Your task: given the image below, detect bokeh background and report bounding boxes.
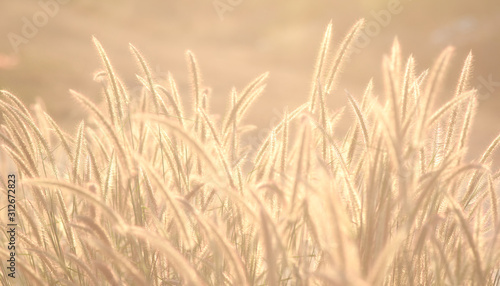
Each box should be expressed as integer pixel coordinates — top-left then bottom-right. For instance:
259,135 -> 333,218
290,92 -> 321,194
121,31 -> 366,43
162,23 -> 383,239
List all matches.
1,0 -> 499,158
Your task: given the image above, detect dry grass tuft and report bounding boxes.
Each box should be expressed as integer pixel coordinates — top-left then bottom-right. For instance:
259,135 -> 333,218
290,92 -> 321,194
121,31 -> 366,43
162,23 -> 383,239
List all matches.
1,21 -> 499,285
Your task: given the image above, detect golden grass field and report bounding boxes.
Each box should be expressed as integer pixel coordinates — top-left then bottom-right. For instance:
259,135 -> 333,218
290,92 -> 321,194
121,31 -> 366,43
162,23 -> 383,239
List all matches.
1,1 -> 500,157
1,1 -> 500,285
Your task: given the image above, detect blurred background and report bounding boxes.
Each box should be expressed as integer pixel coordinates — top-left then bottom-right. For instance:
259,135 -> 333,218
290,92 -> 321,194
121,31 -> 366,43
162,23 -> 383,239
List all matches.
1,0 -> 499,158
